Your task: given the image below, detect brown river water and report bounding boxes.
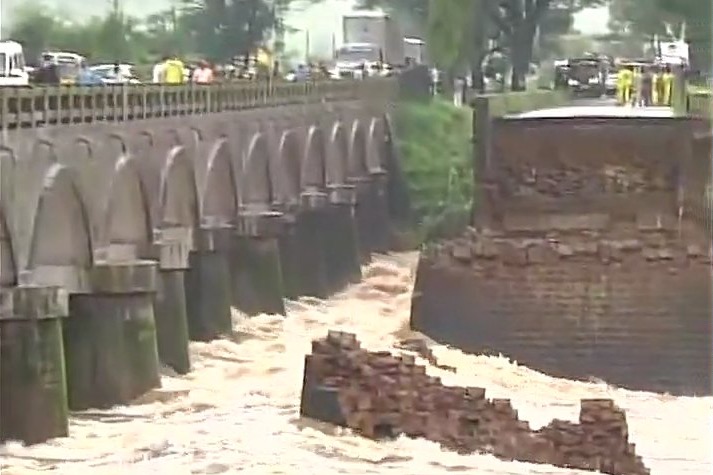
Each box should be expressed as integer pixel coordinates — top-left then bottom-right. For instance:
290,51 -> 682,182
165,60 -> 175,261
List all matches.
1,252 -> 710,475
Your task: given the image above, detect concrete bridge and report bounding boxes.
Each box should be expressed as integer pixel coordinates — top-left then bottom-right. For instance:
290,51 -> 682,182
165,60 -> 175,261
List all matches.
0,79 -> 411,444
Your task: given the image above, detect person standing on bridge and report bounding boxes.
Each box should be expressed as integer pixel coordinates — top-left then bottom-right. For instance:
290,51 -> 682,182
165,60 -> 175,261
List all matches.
652,66 -> 664,106
164,55 -> 186,85
617,66 -> 633,106
192,60 -> 214,84
662,66 -> 674,106
639,66 -> 653,107
152,56 -> 168,83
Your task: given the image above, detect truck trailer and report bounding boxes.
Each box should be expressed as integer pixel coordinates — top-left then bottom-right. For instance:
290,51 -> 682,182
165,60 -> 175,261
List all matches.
338,11 -> 406,67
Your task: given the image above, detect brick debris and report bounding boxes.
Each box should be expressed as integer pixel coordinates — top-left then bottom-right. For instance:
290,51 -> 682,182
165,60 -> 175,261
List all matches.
300,330 -> 650,475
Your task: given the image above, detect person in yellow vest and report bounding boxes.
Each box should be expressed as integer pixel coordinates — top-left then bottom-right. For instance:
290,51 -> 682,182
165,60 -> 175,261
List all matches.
618,66 -> 634,106
164,55 -> 185,85
652,66 -> 664,106
662,66 -> 674,106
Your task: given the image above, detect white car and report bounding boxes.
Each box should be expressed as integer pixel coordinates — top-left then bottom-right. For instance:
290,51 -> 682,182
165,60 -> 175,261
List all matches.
90,64 -> 141,84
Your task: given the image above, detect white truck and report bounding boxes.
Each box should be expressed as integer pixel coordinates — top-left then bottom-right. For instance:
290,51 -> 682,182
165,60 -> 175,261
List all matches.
334,11 -> 406,77
403,37 -> 426,65
0,41 -> 30,87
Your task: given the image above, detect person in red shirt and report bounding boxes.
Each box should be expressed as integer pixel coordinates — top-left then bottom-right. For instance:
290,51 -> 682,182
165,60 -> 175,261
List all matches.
192,60 -> 215,84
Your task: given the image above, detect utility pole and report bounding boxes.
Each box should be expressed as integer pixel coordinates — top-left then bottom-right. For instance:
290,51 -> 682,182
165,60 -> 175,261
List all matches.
471,0 -> 488,93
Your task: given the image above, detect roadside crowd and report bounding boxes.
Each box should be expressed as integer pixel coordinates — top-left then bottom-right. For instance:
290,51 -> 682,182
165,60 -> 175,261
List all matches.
617,65 -> 675,107
152,56 -> 214,84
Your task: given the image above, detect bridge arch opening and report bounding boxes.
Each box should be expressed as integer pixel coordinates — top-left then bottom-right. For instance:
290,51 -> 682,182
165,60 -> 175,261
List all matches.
278,130 -> 302,204
301,126 -> 326,190
348,121 -> 369,179
241,133 -> 273,207
73,137 -> 94,163
103,155 -> 153,257
31,139 -> 57,166
202,138 -> 239,226
159,146 -> 199,230
367,117 -> 386,172
27,164 -> 93,286
327,123 -> 349,185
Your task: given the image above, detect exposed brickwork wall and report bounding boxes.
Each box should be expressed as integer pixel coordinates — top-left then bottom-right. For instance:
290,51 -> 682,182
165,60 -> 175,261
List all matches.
483,118 -> 686,231
439,116 -> 713,394
411,230 -> 712,395
301,331 -> 650,475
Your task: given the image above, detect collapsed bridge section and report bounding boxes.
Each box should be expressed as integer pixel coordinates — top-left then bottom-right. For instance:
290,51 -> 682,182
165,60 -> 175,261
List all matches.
411,109 -> 712,395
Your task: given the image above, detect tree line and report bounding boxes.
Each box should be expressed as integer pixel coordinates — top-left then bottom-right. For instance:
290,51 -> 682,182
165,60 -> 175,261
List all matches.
7,0 -> 711,87
360,0 -> 711,90
7,0 -> 293,65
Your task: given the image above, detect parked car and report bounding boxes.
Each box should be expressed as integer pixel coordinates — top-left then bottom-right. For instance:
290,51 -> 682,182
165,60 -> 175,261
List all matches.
89,64 -> 141,85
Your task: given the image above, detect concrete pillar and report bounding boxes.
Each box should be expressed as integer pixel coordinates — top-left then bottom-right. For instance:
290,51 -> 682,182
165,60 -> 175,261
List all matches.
184,225 -> 233,341
151,227 -> 192,374
231,209 -> 286,316
368,170 -> 392,253
291,189 -> 331,298
63,261 -> 161,410
275,205 -> 302,300
350,170 -> 391,261
323,184 -> 361,292
0,285 -> 69,444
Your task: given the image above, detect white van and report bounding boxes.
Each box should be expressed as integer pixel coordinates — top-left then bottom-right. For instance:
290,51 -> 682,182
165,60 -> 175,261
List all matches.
0,41 -> 30,87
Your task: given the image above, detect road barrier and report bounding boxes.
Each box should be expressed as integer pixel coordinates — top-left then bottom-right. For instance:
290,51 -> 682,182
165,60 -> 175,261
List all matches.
0,79 -> 397,129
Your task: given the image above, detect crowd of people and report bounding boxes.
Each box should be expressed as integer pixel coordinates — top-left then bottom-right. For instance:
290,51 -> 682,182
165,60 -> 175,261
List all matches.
616,64 -> 675,107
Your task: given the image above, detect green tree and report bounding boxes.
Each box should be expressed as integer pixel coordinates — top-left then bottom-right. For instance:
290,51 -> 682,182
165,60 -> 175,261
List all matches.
180,0 -> 291,61
485,0 -> 606,90
5,3 -> 59,61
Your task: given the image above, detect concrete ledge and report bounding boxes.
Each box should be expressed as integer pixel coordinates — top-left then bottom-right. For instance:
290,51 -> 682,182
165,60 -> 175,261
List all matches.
0,285 -> 69,320
194,225 -> 234,252
22,266 -> 91,294
236,210 -> 285,238
90,260 -> 158,294
327,184 -> 356,206
300,190 -> 329,210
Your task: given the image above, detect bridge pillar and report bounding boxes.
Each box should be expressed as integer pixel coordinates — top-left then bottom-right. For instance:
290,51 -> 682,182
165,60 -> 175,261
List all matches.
274,204 -> 302,300
290,189 -> 331,298
323,184 -> 362,292
231,209 -> 286,316
350,170 -> 390,261
0,285 -> 69,444
151,227 -> 192,374
184,225 -> 233,341
63,260 -> 161,410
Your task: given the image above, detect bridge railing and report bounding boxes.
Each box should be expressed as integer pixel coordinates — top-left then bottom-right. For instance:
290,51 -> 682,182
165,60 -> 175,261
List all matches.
0,79 -> 397,129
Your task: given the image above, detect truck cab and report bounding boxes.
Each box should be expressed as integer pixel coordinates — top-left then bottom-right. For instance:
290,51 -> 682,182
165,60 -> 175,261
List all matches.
0,41 -> 30,87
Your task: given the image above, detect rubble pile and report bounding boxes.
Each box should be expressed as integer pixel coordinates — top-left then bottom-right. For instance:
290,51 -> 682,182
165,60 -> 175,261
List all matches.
300,331 -> 650,475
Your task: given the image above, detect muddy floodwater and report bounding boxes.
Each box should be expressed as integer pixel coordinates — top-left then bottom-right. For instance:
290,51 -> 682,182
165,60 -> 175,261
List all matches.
1,252 -> 711,475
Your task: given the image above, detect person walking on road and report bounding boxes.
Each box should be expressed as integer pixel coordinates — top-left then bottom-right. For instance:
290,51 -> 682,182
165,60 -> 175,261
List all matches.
639,66 -> 653,107
152,56 -> 168,83
662,66 -> 674,106
617,66 -> 633,106
652,66 -> 664,105
192,60 -> 214,84
164,55 -> 186,85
